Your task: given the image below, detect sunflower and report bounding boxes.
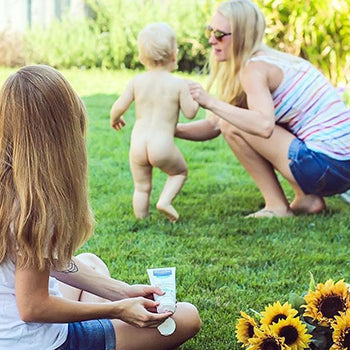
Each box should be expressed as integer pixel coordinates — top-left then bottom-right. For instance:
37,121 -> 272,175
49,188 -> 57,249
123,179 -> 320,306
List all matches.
330,310 -> 350,349
248,327 -> 289,350
260,301 -> 298,327
270,316 -> 311,350
304,279 -> 350,326
236,311 -> 259,346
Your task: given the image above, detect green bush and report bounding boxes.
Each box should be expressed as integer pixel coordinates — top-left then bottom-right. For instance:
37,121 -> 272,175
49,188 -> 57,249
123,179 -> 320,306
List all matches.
259,0 -> 350,85
22,0 -> 350,85
0,31 -> 25,67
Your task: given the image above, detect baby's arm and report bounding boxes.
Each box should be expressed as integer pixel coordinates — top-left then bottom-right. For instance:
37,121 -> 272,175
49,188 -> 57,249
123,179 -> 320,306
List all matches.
110,79 -> 135,131
179,80 -> 199,119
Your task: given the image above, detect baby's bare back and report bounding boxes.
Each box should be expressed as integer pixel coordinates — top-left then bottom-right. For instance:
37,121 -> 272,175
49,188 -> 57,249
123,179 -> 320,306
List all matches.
130,71 -> 184,167
133,71 -> 182,134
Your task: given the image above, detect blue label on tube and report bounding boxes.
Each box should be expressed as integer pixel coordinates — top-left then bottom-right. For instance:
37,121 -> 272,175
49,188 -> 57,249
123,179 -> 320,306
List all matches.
153,269 -> 172,277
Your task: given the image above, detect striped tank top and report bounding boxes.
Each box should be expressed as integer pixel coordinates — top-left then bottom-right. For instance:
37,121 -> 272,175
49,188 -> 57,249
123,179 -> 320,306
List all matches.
249,55 -> 350,160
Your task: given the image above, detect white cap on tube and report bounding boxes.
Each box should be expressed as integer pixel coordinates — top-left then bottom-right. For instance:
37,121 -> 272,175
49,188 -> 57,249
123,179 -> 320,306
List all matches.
157,317 -> 176,336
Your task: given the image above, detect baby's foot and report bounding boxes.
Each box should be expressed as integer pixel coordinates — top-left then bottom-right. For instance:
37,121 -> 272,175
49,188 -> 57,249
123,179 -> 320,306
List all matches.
245,208 -> 294,218
156,202 -> 179,222
290,194 -> 325,214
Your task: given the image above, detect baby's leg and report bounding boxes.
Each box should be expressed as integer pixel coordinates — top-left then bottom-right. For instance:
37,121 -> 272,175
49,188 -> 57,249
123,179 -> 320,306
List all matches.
130,159 -> 152,219
150,148 -> 188,222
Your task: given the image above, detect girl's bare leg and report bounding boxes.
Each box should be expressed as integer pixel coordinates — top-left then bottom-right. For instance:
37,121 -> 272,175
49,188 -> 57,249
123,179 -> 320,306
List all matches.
220,120 -> 325,215
130,160 -> 153,219
58,253 -> 110,302
112,302 -> 201,350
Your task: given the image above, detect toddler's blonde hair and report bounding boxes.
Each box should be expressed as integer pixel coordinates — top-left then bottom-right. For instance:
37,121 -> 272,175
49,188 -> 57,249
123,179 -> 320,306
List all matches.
138,22 -> 177,68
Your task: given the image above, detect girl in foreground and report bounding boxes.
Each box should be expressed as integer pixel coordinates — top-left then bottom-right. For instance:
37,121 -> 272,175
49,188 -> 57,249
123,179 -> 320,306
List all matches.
0,65 -> 201,350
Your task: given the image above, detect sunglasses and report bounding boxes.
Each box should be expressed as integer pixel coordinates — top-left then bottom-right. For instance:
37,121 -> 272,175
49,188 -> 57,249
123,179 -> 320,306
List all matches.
205,25 -> 231,40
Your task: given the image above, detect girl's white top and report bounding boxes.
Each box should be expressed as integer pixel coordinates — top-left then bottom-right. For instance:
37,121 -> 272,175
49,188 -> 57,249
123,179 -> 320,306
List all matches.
0,259 -> 68,349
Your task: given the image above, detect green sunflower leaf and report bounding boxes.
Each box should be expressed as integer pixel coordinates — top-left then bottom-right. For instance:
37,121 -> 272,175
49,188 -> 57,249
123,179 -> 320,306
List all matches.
309,271 -> 316,291
289,292 -> 305,312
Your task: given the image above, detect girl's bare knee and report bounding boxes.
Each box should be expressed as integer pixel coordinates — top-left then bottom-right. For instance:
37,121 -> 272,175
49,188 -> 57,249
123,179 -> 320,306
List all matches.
75,253 -> 110,277
175,302 -> 202,338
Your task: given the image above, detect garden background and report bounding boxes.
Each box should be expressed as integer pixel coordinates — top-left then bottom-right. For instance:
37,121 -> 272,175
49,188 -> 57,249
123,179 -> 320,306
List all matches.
1,0 -> 350,348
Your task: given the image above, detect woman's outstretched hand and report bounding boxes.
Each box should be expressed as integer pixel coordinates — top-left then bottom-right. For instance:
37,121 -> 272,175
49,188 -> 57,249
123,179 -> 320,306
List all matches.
187,81 -> 212,108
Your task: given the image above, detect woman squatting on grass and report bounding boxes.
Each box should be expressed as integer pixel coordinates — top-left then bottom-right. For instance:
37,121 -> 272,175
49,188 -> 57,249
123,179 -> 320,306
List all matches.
0,65 -> 201,350
176,0 -> 350,218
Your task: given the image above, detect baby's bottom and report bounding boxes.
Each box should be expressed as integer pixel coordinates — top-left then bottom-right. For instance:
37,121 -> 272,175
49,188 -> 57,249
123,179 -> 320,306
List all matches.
130,145 -> 187,222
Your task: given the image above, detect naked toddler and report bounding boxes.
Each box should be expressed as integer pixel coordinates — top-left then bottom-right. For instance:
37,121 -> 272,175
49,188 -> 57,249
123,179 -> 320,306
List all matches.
110,23 -> 199,222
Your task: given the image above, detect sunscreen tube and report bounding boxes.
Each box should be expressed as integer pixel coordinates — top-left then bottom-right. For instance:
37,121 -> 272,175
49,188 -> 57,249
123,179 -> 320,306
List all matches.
147,267 -> 177,336
147,267 -> 176,313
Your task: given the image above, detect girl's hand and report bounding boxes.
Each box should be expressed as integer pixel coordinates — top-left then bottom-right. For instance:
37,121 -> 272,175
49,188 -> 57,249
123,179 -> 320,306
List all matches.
114,297 -> 172,328
127,284 -> 164,299
111,117 -> 126,131
127,284 -> 165,312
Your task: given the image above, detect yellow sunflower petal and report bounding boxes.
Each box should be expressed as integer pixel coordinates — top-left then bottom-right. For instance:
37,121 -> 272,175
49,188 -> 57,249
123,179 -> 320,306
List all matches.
261,301 -> 298,327
304,279 -> 350,326
248,326 -> 289,350
235,311 -> 258,345
270,316 -> 312,350
331,309 -> 350,349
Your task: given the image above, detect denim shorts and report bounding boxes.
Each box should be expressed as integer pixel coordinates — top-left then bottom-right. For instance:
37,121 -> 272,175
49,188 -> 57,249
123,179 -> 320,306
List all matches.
288,138 -> 350,196
55,319 -> 116,350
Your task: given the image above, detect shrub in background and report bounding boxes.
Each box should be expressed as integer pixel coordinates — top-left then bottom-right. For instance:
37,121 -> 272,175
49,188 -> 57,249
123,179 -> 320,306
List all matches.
0,31 -> 25,67
16,0 -> 350,86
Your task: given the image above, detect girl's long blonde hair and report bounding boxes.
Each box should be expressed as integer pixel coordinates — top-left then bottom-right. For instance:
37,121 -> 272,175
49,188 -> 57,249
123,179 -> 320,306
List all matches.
207,0 -> 266,108
0,65 -> 94,271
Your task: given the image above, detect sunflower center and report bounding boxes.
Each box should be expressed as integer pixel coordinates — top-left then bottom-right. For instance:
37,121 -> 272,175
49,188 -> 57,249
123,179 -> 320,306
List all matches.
271,314 -> 287,324
320,295 -> 345,318
248,324 -> 255,338
343,331 -> 350,348
261,338 -> 281,350
279,325 -> 298,345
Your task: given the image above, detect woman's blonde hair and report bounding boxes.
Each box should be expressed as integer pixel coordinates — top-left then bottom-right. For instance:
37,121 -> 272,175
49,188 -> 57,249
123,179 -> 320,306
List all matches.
138,22 -> 177,68
0,65 -> 94,271
207,0 -> 266,107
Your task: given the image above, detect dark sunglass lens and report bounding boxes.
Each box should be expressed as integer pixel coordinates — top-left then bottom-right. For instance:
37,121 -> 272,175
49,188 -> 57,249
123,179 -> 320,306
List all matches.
214,30 -> 225,40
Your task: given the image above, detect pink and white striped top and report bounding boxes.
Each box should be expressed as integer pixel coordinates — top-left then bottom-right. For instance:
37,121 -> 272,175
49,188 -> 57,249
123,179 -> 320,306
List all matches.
249,55 -> 350,160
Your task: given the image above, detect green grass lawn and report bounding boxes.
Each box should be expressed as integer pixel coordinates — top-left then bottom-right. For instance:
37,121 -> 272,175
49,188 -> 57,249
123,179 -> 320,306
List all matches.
1,67 -> 350,349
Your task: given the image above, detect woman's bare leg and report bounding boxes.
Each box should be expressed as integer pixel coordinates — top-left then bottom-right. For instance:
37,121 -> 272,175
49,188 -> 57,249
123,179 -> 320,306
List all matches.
220,120 -> 325,216
112,302 -> 201,350
220,121 -> 293,217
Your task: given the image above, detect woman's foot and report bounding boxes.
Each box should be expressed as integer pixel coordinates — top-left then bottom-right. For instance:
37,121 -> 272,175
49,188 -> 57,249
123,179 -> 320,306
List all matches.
290,194 -> 325,214
245,207 -> 294,218
156,202 -> 179,222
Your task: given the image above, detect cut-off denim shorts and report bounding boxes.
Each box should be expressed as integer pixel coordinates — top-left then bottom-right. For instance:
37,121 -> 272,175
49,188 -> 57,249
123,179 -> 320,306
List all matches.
55,319 -> 116,350
288,138 -> 350,197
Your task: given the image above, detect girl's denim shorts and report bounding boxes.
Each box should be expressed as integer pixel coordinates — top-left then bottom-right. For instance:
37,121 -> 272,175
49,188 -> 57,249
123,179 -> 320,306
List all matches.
288,138 -> 350,197
55,319 -> 116,350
